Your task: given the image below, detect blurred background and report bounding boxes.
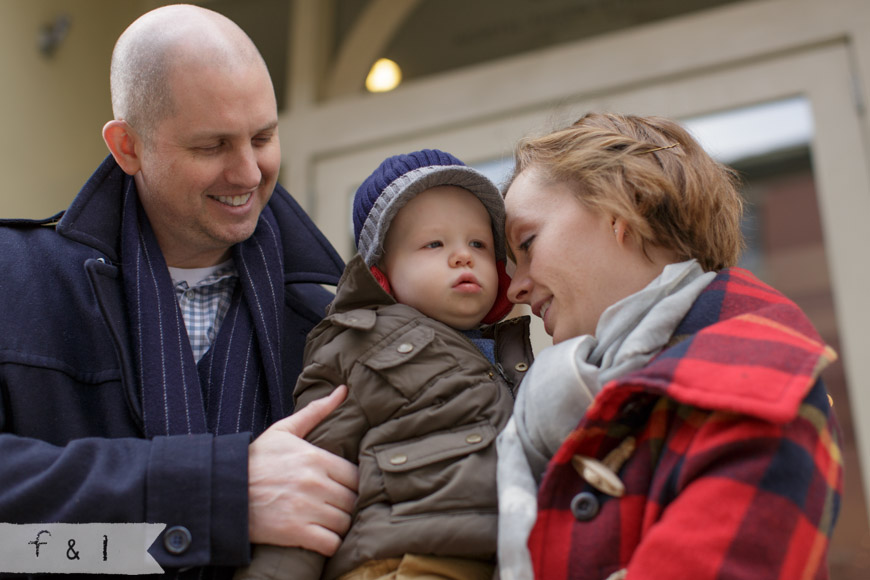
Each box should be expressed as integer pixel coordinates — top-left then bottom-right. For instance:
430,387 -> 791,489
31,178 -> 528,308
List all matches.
2,0 -> 869,575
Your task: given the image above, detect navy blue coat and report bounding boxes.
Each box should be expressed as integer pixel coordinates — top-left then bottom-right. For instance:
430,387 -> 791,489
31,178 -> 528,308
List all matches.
0,156 -> 344,574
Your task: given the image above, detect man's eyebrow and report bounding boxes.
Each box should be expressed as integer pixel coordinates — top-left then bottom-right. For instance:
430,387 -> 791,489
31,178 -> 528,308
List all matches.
189,121 -> 279,141
255,120 -> 279,133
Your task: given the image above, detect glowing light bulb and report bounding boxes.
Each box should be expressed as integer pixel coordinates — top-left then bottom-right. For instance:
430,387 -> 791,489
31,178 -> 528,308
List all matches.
366,58 -> 402,93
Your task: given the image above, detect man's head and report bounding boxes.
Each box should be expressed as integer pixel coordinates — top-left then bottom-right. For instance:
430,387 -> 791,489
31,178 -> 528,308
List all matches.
102,4 -> 280,268
108,4 -> 266,145
353,149 -> 513,327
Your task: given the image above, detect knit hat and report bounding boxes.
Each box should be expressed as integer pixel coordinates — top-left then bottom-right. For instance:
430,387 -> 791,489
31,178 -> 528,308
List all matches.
353,149 -> 505,267
353,148 -> 512,324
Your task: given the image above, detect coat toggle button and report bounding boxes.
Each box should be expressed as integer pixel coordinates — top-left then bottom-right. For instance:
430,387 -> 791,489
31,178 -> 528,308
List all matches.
571,455 -> 625,497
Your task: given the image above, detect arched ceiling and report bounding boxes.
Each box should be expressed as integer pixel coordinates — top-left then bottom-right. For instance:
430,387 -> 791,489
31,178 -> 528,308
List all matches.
203,0 -> 747,107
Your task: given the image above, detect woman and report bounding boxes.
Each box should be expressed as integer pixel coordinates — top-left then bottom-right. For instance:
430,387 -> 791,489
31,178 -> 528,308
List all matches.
496,113 -> 842,580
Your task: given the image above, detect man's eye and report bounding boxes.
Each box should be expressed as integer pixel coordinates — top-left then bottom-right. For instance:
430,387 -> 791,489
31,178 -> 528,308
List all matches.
253,134 -> 273,146
518,235 -> 535,252
196,143 -> 223,153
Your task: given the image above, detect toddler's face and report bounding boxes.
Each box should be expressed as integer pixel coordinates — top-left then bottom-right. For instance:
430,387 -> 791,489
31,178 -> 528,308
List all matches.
381,186 -> 499,330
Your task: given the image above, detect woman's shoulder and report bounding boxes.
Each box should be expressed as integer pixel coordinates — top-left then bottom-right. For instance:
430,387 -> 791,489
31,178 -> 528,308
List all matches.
626,267 -> 835,424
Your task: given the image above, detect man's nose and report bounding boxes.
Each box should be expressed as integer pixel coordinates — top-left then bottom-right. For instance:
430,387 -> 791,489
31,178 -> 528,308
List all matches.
226,145 -> 261,189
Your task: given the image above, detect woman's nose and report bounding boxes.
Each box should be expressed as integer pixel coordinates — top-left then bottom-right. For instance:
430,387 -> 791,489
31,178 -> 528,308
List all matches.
507,268 -> 530,304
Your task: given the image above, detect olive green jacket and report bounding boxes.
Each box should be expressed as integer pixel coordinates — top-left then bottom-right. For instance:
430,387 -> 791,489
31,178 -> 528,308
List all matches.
237,254 -> 532,580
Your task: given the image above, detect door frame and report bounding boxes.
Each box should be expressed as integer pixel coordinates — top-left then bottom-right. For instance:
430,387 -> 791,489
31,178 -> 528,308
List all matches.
287,0 -> 870,524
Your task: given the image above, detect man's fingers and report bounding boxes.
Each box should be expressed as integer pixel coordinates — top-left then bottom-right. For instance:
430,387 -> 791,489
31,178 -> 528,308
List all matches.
247,385 -> 360,549
273,385 -> 348,439
317,501 -> 354,543
301,525 -> 343,557
325,474 -> 359,513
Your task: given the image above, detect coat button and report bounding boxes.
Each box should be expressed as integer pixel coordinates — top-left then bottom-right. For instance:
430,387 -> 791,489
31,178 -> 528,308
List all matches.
570,492 -> 600,521
390,454 -> 408,465
397,343 -> 414,354
514,362 -> 528,372
163,525 -> 192,554
465,433 -> 483,444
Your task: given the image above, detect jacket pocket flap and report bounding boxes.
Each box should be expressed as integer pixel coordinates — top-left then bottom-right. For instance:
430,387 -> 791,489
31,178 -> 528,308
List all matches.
374,422 -> 496,473
364,325 -> 435,371
332,308 -> 377,331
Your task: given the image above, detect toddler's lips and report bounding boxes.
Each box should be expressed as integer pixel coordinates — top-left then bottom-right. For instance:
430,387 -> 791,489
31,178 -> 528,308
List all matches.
453,273 -> 482,292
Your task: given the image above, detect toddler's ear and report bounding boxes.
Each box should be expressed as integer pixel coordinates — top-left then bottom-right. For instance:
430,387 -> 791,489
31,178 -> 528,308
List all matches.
482,260 -> 514,325
370,265 -> 392,295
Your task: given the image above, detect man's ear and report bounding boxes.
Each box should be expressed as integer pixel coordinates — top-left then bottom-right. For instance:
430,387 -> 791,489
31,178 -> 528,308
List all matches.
102,120 -> 142,176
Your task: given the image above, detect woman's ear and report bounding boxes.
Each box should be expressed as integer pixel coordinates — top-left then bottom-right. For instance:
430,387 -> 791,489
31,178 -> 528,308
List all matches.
102,120 -> 142,176
611,217 -> 629,246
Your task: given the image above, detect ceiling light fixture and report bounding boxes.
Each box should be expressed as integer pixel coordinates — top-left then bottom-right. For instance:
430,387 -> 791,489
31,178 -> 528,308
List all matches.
365,58 -> 402,93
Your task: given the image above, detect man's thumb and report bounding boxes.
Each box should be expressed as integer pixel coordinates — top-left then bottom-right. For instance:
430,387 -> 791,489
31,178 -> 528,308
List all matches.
274,385 -> 348,438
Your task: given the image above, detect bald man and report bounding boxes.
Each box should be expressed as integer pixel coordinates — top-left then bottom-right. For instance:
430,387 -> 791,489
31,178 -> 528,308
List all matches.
0,4 -> 356,577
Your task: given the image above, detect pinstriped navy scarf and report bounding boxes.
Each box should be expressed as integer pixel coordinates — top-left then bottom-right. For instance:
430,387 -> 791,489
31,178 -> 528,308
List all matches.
121,182 -> 285,439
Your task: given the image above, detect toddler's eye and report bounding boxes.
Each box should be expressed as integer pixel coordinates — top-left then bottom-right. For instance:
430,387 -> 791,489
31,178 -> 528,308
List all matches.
470,240 -> 486,249
424,241 -> 443,249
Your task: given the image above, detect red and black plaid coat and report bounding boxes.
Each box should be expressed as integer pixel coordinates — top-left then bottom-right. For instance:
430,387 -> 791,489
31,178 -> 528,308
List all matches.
529,268 -> 843,580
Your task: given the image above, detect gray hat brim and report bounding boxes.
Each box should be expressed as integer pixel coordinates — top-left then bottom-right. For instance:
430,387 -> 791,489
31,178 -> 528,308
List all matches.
357,164 -> 505,266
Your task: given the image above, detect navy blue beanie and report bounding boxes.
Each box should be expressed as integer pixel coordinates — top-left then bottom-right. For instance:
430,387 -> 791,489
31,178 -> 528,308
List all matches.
353,149 -> 505,266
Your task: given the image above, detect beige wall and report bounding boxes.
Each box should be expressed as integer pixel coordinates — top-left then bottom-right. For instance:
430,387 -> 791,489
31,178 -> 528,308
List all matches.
0,0 -> 164,218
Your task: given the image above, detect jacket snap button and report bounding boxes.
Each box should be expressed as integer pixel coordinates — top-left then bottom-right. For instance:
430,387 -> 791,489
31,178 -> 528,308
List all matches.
570,492 -> 600,521
465,433 -> 483,444
163,525 -> 192,555
397,343 -> 414,354
514,362 -> 528,372
390,454 -> 408,465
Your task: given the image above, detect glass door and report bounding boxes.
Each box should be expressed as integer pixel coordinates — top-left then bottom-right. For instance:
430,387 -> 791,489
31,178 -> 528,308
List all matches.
311,40 -> 870,578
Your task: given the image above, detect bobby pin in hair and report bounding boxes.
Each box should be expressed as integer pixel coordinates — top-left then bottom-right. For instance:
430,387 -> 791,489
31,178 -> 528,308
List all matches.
641,143 -> 680,154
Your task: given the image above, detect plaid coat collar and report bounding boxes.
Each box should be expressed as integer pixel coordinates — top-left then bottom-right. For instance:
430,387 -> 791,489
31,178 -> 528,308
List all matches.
585,267 -> 836,426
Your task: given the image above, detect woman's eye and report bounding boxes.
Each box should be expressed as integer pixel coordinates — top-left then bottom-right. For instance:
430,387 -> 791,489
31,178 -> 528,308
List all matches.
518,235 -> 535,252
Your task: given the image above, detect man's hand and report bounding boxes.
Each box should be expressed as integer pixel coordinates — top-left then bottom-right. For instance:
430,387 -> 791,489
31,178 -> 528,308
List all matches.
248,385 -> 358,556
